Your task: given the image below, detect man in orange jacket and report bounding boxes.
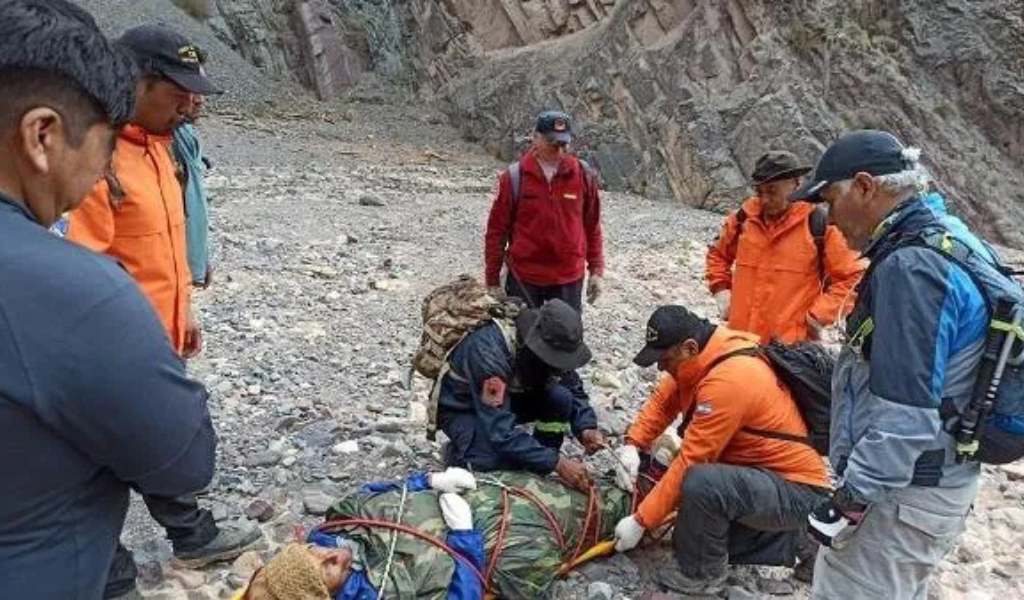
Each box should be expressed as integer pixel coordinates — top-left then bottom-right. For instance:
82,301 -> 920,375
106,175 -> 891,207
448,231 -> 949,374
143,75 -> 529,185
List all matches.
612,306 -> 830,594
65,25 -> 261,587
705,151 -> 865,343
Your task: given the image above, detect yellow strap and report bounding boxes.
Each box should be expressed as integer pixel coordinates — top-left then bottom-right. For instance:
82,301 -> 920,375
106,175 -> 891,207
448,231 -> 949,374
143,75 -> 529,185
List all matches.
850,316 -> 875,347
992,319 -> 1024,342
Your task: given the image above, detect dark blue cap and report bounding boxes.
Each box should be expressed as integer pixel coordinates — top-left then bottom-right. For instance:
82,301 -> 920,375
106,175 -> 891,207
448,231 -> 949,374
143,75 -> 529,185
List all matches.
790,130 -> 911,202
118,25 -> 222,95
535,110 -> 573,144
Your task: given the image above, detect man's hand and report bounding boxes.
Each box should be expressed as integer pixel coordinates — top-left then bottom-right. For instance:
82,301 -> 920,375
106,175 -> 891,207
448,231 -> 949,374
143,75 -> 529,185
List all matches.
613,444 -> 641,492
579,429 -> 606,455
183,309 -> 203,359
614,515 -> 645,552
555,457 -> 591,492
807,488 -> 867,548
586,275 -> 603,305
713,290 -> 731,320
806,313 -> 825,341
487,286 -> 504,299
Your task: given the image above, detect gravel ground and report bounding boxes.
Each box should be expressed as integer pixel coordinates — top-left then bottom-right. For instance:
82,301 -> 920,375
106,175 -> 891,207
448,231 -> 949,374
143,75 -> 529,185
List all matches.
119,101 -> 1024,600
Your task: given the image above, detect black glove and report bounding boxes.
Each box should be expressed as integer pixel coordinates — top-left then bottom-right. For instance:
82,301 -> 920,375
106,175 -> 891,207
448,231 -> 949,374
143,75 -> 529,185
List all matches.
807,487 -> 868,548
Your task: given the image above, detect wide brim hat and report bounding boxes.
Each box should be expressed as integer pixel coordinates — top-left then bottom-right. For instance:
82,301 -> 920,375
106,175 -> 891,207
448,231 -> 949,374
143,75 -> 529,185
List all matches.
751,150 -> 812,185
519,303 -> 592,372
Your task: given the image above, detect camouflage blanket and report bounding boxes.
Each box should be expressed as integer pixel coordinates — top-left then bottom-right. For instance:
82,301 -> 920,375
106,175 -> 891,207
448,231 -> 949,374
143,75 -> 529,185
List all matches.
324,471 -> 631,599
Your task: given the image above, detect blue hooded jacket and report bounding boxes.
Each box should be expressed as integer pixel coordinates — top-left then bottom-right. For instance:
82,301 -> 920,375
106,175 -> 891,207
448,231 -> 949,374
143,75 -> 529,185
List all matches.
172,123 -> 211,285
831,192 -> 1022,500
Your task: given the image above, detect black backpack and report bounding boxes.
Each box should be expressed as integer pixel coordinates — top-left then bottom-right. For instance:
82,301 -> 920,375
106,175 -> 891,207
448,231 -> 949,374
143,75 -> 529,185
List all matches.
682,341 -> 834,455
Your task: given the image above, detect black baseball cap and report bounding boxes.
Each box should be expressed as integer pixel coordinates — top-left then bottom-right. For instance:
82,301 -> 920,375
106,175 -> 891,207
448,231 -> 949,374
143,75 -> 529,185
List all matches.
790,130 -> 911,202
517,299 -> 592,371
633,306 -> 712,367
118,25 -> 222,95
535,110 -> 573,144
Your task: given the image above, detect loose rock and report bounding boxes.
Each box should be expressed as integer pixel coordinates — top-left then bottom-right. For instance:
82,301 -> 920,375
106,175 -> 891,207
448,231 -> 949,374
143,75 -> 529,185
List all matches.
302,489 -> 334,516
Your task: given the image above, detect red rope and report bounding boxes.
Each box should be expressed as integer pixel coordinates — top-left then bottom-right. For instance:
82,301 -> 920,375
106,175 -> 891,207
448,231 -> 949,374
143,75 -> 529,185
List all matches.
484,488 -> 511,592
316,518 -> 487,586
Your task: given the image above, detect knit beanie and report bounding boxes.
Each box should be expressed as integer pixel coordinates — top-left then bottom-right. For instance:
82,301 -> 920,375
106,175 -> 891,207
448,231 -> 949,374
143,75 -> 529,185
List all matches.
248,543 -> 331,600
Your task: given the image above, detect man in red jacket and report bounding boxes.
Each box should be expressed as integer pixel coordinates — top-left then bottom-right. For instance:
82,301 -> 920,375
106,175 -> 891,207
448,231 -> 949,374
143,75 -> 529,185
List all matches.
484,110 -> 605,312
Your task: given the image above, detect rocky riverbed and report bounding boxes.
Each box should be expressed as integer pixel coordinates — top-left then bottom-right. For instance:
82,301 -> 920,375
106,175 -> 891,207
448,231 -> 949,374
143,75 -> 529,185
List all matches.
121,101 -> 1024,600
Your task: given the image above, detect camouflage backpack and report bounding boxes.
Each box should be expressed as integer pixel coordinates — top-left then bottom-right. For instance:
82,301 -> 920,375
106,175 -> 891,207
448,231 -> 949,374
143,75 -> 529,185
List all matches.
412,275 -> 521,439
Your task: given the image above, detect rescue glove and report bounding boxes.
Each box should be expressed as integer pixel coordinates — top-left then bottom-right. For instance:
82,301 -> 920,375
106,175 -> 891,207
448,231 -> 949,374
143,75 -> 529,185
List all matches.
429,467 -> 477,494
807,487 -> 868,548
439,493 -> 474,531
614,515 -> 645,552
713,290 -> 731,320
613,444 -> 641,492
587,275 -> 603,305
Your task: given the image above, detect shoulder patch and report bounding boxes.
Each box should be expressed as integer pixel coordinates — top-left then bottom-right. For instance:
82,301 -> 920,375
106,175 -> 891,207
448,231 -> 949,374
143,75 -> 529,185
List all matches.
481,376 -> 507,408
694,401 -> 714,417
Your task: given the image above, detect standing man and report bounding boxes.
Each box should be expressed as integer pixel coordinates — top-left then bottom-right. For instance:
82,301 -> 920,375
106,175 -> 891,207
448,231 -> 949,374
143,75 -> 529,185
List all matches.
484,110 -> 605,311
611,306 -> 829,594
66,24 -> 261,577
174,91 -> 213,288
0,2 -> 216,598
706,150 -> 865,343
792,131 -> 1023,599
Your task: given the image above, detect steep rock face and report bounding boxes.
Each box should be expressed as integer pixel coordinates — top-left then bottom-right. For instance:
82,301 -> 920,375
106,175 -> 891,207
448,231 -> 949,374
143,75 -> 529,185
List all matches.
410,0 -> 1024,248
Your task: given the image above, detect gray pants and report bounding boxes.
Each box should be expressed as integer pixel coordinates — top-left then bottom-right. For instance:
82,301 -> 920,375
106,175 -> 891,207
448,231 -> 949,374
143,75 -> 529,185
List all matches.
673,464 -> 827,578
812,481 -> 978,600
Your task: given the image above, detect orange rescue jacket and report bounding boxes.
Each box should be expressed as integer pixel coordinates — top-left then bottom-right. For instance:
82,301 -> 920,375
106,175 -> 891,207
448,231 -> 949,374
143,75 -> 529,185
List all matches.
626,327 -> 830,528
705,198 -> 865,343
67,124 -> 191,354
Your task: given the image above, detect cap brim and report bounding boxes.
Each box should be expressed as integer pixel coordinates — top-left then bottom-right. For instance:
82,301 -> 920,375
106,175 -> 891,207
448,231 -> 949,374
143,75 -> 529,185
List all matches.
752,166 -> 812,186
789,177 -> 830,202
632,344 -> 666,368
162,68 -> 223,95
524,328 -> 592,372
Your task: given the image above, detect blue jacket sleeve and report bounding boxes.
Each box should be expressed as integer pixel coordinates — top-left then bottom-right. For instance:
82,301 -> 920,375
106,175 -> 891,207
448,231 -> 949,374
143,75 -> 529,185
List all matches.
453,328 -> 560,474
842,248 -> 987,501
39,282 -> 216,497
558,372 -> 598,437
445,529 -> 485,600
360,472 -> 432,495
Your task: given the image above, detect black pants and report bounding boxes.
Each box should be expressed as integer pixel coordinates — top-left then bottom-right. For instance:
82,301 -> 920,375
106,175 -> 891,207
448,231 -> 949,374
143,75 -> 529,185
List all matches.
505,273 -> 584,313
672,464 -> 826,579
103,494 -> 217,598
441,383 -> 575,472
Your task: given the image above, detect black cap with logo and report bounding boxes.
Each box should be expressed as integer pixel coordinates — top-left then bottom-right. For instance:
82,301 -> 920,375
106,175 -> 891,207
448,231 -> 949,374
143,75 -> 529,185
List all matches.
118,25 -> 222,95
535,110 -> 573,145
790,130 -> 910,202
633,305 -> 713,367
517,299 -> 592,372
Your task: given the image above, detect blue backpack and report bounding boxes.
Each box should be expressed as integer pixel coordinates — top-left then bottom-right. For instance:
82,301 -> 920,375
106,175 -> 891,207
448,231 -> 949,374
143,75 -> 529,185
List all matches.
858,227 -> 1024,464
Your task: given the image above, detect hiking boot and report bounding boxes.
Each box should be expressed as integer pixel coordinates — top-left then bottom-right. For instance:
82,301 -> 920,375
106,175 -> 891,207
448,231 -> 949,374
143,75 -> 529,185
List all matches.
174,520 -> 263,568
656,569 -> 728,596
793,534 -> 820,584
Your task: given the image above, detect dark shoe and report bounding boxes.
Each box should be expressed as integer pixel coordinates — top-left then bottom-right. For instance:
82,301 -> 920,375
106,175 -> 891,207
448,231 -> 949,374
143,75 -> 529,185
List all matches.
174,520 -> 263,568
656,569 -> 727,596
793,534 -> 820,584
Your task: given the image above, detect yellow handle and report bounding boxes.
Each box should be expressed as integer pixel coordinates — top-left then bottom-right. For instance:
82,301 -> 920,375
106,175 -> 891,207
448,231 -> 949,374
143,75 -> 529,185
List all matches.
557,539 -> 617,576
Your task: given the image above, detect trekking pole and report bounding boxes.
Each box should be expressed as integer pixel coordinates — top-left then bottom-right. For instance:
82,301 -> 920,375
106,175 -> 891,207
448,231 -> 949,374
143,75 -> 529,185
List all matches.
957,299 -> 1020,462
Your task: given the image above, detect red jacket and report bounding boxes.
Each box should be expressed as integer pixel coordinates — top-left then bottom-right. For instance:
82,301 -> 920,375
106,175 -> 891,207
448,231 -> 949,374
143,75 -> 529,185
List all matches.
484,151 -> 604,287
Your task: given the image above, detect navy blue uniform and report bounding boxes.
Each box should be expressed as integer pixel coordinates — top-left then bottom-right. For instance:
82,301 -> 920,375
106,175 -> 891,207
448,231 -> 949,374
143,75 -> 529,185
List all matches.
0,196 -> 216,599
437,322 -> 598,473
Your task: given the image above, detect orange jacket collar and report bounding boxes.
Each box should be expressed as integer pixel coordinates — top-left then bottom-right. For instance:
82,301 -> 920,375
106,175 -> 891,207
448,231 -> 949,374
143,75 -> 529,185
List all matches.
740,196 -> 816,234
671,327 -> 761,388
119,123 -> 173,146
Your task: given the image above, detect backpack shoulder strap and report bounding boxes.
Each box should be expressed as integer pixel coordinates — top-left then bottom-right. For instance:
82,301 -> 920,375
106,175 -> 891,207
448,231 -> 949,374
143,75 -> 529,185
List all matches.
503,162 -> 522,250
727,207 -> 748,255
809,205 -> 828,281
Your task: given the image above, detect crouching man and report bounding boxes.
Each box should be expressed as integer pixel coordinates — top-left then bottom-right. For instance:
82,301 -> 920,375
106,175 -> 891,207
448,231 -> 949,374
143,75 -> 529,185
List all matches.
612,306 -> 830,594
436,299 -> 605,491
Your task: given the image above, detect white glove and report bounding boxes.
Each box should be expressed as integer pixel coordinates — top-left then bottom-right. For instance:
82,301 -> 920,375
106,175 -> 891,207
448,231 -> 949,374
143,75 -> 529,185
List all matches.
614,515 -> 645,552
429,467 -> 477,494
439,492 -> 474,531
714,290 -> 731,320
613,445 -> 641,493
